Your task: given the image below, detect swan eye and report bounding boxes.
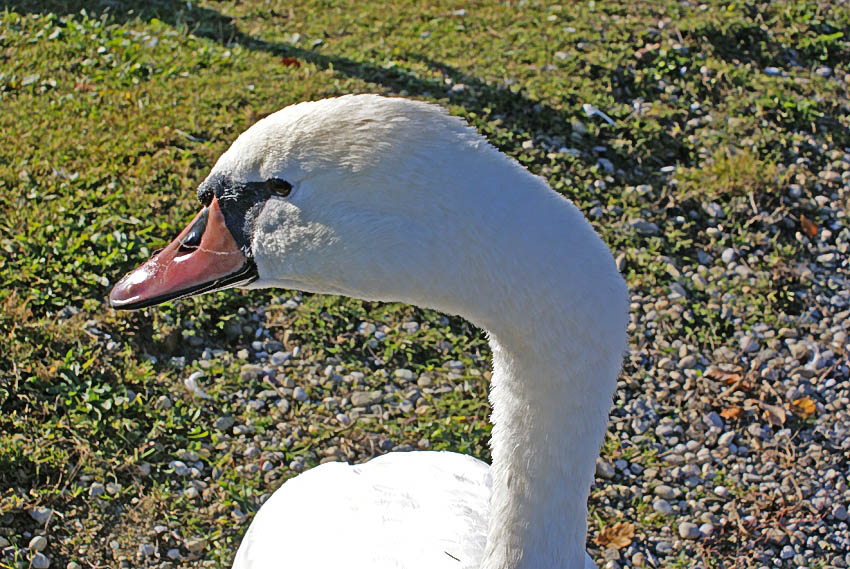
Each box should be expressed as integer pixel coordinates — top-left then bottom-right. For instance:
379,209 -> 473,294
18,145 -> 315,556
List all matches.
267,178 -> 292,197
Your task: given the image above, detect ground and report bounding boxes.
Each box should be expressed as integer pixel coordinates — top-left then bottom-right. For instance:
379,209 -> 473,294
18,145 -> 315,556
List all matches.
1,1 -> 849,568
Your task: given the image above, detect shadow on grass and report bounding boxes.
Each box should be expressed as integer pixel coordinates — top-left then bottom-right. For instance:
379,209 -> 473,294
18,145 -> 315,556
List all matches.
4,0 -> 700,178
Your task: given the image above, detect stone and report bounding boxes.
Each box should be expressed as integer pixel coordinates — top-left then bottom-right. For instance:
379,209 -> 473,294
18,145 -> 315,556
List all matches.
628,219 -> 660,236
214,416 -> 235,431
240,364 -> 263,381
31,553 -> 50,569
293,386 -> 308,401
29,507 -> 52,525
394,368 -> 414,381
351,391 -> 382,406
29,535 -> 47,552
138,543 -> 155,557
596,459 -> 615,479
89,482 -> 105,498
654,485 -> 676,500
185,538 -> 206,553
653,499 -> 673,515
679,521 -> 700,539
833,504 -> 848,521
154,395 -> 172,410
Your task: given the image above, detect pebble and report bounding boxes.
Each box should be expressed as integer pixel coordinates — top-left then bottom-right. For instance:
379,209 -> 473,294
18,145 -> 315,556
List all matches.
596,459 -> 615,479
654,484 -> 675,500
351,391 -> 382,406
185,538 -> 206,553
653,499 -> 673,515
138,543 -> 155,557
31,553 -> 50,568
293,386 -> 308,401
628,219 -> 660,236
89,482 -> 105,497
154,395 -> 172,410
29,507 -> 52,525
215,416 -> 235,431
29,535 -> 48,551
679,522 -> 700,539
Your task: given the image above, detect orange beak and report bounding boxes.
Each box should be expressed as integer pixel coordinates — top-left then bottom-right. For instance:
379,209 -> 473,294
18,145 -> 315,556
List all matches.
109,197 -> 256,310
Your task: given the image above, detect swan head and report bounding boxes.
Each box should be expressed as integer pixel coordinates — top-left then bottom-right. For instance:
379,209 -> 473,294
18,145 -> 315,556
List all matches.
109,95 -> 509,311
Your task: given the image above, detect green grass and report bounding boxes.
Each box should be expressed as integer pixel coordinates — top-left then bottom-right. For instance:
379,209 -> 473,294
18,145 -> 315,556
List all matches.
1,0 -> 849,567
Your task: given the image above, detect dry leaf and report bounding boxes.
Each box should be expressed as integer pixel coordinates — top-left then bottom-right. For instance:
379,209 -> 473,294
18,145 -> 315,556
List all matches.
705,369 -> 742,385
800,214 -> 818,238
593,522 -> 635,550
281,57 -> 301,67
720,406 -> 743,420
791,397 -> 816,418
761,403 -> 786,427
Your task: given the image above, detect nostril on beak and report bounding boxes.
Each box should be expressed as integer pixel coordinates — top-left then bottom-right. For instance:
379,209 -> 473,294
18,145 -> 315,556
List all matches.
179,207 -> 209,252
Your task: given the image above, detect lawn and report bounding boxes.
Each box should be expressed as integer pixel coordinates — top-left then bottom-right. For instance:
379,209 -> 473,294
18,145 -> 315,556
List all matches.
1,1 -> 849,568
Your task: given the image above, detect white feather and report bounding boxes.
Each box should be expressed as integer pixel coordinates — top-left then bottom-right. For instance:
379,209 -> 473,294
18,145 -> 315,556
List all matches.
201,95 -> 628,569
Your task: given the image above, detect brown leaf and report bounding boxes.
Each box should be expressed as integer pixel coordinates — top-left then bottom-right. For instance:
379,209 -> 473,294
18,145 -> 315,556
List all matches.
800,214 -> 818,238
720,406 -> 743,420
593,522 -> 635,550
791,397 -> 816,418
281,57 -> 301,67
705,369 -> 742,385
761,403 -> 786,427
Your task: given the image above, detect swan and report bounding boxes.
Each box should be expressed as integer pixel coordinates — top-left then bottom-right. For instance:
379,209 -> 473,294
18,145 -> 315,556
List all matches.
109,94 -> 629,569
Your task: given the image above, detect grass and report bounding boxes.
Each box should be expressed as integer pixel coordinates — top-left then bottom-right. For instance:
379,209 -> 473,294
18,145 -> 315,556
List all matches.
1,0 -> 849,567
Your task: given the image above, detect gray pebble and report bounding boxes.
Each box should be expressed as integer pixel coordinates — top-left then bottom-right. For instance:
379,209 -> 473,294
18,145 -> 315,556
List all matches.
740,335 -> 759,353
29,535 -> 47,552
351,391 -> 382,406
214,416 -> 235,431
154,395 -> 172,410
240,364 -> 263,381
168,460 -> 189,476
628,219 -> 660,236
138,543 -> 155,557
89,482 -> 105,498
293,386 -> 308,401
29,507 -> 52,525
394,368 -> 414,381
31,552 -> 50,569
596,459 -> 615,479
653,499 -> 673,515
654,484 -> 676,500
721,248 -> 737,264
185,538 -> 206,553
833,504 -> 848,521
679,521 -> 700,539
655,541 -> 672,554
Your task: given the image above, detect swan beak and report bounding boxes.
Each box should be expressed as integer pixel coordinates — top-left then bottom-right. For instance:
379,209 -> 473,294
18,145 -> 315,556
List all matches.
109,198 -> 257,310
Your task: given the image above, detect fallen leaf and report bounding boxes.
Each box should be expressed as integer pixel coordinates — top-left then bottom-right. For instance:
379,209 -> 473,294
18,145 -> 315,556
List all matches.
800,214 -> 818,238
720,406 -> 743,420
761,403 -> 786,427
791,397 -> 816,418
593,522 -> 635,549
705,369 -> 742,385
281,57 -> 301,67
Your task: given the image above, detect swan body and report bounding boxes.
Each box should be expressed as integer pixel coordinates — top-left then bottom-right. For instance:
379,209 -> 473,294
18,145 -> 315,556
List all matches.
110,95 -> 629,569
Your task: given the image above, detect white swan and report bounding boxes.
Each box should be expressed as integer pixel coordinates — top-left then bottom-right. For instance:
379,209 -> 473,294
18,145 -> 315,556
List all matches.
110,94 -> 629,569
